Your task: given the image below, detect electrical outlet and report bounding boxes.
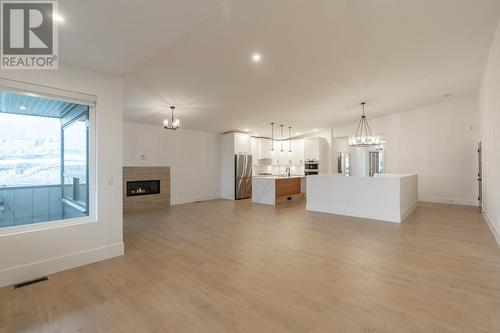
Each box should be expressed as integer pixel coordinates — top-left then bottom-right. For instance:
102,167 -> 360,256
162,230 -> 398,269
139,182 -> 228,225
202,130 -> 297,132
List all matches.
140,154 -> 146,161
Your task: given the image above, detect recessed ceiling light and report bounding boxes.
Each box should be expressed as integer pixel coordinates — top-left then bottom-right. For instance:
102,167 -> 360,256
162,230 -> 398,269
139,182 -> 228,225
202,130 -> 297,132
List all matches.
244,128 -> 250,132
19,106 -> 26,110
52,13 -> 64,22
313,129 -> 318,132
296,132 -> 301,136
251,53 -> 262,63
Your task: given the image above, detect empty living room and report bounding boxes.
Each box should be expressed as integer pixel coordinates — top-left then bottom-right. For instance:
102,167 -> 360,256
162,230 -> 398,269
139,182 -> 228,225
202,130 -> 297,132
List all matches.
1,0 -> 500,332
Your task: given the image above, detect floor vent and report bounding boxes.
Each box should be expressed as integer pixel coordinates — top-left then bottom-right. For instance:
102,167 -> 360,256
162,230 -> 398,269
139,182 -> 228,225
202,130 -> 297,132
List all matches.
14,277 -> 48,289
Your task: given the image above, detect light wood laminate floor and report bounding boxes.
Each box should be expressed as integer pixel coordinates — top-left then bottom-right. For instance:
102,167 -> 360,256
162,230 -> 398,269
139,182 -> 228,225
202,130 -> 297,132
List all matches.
1,200 -> 499,332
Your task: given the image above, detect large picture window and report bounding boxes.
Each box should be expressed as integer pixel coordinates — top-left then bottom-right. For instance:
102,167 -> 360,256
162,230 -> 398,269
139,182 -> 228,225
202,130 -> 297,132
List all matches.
0,88 -> 94,229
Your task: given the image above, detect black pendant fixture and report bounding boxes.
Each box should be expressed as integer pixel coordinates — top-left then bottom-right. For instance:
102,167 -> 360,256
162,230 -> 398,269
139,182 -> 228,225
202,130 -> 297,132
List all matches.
270,122 -> 275,152
349,102 -> 379,147
163,106 -> 180,130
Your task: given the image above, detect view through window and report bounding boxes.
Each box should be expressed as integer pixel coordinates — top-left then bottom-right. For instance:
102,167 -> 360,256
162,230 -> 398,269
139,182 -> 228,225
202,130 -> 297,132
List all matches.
0,113 -> 61,186
0,90 -> 91,228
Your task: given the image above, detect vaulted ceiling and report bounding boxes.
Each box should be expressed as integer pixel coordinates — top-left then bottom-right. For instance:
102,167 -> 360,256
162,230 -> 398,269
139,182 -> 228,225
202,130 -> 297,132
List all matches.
58,0 -> 500,136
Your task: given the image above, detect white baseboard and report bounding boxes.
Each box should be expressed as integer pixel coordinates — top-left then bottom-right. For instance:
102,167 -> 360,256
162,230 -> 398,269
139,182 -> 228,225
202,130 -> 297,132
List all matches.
483,212 -> 500,247
306,204 -> 402,223
0,242 -> 124,288
418,195 -> 478,206
171,194 -> 221,205
401,202 -> 418,221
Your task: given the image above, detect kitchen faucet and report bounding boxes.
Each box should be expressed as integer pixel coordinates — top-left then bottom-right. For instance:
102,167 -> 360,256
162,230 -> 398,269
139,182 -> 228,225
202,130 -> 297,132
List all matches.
285,167 -> 291,178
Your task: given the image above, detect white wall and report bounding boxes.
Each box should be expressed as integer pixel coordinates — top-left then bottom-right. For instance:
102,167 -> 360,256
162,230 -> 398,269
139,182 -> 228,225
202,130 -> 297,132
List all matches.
333,95 -> 479,205
479,19 -> 500,245
0,64 -> 124,287
123,122 -> 221,205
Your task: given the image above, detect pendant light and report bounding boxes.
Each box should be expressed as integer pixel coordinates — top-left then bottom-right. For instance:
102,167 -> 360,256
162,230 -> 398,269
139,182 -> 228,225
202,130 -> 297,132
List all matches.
349,102 -> 380,147
163,106 -> 180,130
288,126 -> 292,155
270,122 -> 275,153
280,124 -> 284,155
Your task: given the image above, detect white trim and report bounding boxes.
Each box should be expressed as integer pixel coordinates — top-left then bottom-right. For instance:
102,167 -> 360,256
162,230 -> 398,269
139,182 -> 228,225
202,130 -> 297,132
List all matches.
88,103 -> 98,221
0,80 -> 98,236
401,201 -> 417,221
306,204 -> 402,223
171,194 -> 222,205
418,195 -> 478,206
0,216 -> 97,237
0,242 -> 124,288
483,212 -> 500,247
0,77 -> 97,104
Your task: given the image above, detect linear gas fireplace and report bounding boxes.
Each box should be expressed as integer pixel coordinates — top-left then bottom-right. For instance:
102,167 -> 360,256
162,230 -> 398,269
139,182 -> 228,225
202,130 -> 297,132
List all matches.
126,180 -> 160,197
123,167 -> 170,211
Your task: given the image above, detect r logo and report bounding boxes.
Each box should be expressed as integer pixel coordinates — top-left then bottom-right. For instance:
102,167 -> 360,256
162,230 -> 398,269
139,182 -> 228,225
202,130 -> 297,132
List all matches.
2,2 -> 53,54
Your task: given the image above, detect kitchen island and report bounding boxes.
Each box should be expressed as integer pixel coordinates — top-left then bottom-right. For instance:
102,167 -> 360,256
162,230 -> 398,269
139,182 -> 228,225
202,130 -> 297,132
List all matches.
306,174 -> 417,223
252,176 -> 306,206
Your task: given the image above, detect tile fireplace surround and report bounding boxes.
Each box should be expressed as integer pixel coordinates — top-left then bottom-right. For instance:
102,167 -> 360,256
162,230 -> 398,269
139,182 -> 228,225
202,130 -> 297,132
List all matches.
123,166 -> 170,212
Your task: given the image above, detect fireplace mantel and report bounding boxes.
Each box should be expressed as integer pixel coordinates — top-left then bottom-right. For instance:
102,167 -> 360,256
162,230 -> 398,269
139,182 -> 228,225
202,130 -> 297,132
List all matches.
123,166 -> 170,212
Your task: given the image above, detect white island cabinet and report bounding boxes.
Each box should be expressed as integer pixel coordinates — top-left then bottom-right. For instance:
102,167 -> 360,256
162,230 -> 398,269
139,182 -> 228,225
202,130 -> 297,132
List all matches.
306,174 -> 417,223
252,176 -> 305,206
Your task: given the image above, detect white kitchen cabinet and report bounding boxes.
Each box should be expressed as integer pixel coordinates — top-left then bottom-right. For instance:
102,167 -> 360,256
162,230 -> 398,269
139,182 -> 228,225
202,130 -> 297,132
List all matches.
292,140 -> 304,165
259,138 -> 273,159
234,133 -> 251,155
304,138 -> 320,160
304,137 -> 330,173
250,137 -> 260,160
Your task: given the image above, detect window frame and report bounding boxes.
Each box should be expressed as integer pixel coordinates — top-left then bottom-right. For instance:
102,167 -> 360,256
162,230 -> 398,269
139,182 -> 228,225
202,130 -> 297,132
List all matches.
0,78 -> 97,237
61,110 -> 90,214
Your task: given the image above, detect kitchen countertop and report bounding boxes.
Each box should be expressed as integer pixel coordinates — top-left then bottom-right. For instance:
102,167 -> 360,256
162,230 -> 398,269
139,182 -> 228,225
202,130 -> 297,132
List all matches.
252,175 -> 306,180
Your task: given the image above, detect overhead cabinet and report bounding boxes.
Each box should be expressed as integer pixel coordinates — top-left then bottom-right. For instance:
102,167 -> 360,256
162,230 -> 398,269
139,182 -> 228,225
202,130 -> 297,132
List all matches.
234,133 -> 251,155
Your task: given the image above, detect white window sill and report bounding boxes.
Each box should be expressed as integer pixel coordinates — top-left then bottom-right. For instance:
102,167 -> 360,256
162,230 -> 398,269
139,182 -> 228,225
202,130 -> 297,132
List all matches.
0,216 -> 97,237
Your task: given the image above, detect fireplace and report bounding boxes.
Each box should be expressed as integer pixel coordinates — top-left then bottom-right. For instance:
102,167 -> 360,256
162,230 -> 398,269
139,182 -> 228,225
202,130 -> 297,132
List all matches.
126,180 -> 160,197
123,167 -> 170,211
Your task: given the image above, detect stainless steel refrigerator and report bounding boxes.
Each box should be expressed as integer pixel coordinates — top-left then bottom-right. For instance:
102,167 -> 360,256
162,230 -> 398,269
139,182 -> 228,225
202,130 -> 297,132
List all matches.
235,154 -> 252,199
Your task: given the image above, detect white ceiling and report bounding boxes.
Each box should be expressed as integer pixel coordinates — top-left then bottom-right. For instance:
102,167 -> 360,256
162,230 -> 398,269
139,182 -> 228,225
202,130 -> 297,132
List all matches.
58,0 -> 221,75
60,0 -> 500,136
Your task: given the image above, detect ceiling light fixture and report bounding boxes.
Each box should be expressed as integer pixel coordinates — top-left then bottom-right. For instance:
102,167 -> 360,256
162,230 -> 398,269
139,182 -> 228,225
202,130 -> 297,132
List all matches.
252,53 -> 262,63
163,106 -> 180,130
270,122 -> 275,153
280,124 -> 284,154
349,102 -> 380,147
19,106 -> 27,110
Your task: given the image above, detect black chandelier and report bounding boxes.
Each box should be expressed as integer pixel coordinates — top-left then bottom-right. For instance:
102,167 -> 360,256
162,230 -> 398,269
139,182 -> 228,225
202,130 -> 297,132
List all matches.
163,106 -> 180,130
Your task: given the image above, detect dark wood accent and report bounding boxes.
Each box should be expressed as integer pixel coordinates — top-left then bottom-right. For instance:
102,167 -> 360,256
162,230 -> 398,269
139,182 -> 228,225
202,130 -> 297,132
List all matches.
275,178 -> 301,198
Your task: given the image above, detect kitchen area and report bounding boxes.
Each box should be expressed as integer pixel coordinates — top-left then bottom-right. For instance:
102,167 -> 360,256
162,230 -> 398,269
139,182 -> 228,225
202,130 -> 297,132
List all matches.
221,117 -> 418,223
221,130 -> 330,206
